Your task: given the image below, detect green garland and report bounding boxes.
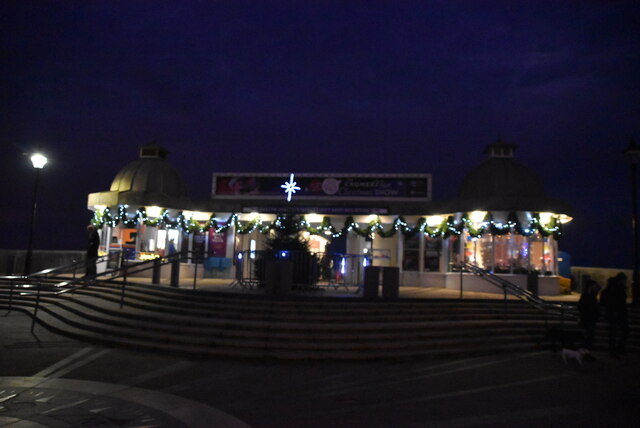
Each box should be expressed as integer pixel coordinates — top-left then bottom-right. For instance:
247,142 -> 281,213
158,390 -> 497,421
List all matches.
91,205 -> 563,239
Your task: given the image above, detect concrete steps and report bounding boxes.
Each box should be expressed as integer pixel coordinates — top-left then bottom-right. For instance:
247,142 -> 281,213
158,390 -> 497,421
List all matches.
1,280 -> 637,360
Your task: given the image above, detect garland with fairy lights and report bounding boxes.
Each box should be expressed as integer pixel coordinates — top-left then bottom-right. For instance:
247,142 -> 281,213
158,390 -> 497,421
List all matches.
91,205 -> 563,239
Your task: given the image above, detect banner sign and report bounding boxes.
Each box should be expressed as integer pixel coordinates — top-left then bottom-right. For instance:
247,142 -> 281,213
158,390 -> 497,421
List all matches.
241,206 -> 389,214
208,229 -> 227,257
213,174 -> 431,200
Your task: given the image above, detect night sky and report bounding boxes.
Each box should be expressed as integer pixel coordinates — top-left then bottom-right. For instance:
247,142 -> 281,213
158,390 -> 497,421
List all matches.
1,1 -> 639,269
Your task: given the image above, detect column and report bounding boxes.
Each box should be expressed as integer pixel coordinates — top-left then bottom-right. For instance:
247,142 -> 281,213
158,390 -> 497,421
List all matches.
490,234 -> 495,273
508,234 -> 514,274
135,221 -> 142,260
397,233 -> 404,272
440,238 -> 449,273
549,236 -> 557,275
526,235 -> 531,271
226,223 -> 236,259
418,232 -> 425,272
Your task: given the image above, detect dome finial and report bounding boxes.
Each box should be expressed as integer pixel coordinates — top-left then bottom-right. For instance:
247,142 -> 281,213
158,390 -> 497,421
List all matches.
139,141 -> 169,160
483,137 -> 517,158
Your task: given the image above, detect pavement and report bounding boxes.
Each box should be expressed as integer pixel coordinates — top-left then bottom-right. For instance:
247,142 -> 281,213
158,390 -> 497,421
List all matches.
2,281 -> 639,427
123,276 -> 583,302
0,376 -> 248,428
1,310 -> 248,428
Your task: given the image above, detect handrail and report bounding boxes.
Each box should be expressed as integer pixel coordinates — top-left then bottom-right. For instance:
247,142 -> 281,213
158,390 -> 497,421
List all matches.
73,250 -> 190,285
29,258 -> 86,278
461,262 -> 578,321
0,249 -> 207,323
0,250 -> 196,314
0,253 -> 117,282
0,250 -> 188,291
0,263 -> 84,281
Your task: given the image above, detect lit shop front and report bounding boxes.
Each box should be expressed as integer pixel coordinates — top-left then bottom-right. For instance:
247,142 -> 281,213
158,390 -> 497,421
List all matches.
89,170 -> 436,270
209,172 -> 433,265
87,141 -> 572,294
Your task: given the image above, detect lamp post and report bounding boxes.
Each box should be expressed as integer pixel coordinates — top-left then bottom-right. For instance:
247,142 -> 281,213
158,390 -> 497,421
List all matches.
23,151 -> 48,276
624,137 -> 640,306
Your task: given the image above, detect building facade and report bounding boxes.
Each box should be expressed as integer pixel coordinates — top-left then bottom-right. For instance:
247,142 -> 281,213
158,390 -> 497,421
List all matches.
87,141 -> 572,294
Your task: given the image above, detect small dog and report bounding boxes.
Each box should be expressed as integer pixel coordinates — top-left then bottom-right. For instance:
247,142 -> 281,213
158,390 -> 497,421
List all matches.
561,348 -> 589,366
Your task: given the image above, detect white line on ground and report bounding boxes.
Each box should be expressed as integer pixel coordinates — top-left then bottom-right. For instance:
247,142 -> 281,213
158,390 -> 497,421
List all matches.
402,373 -> 571,404
321,351 -> 547,397
314,364 -> 571,418
124,361 -> 194,387
32,347 -> 95,378
48,349 -> 110,379
33,348 -> 110,379
42,398 -> 89,414
409,351 -> 549,381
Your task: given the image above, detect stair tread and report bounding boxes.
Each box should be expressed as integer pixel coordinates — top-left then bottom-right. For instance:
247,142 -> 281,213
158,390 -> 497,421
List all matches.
55,294 -> 562,332
1,278 -> 637,360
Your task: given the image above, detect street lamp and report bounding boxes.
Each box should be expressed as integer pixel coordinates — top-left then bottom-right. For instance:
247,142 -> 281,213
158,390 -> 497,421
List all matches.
23,151 -> 48,276
624,137 -> 640,306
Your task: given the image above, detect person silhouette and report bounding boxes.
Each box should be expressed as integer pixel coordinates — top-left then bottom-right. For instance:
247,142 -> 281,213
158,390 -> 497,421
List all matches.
600,272 -> 629,356
86,225 -> 100,284
578,279 -> 600,351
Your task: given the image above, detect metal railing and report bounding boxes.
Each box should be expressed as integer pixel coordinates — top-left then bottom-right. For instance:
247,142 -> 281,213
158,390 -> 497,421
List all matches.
230,250 -> 368,292
1,254 -> 581,339
0,253 -> 115,329
29,258 -> 85,279
0,250 -> 199,329
2,248 -> 345,330
461,261 -> 577,323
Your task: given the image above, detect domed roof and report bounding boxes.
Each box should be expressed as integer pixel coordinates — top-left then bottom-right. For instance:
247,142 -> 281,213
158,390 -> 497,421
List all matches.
441,140 -> 572,215
88,143 -> 191,210
109,143 -> 188,198
458,156 -> 545,200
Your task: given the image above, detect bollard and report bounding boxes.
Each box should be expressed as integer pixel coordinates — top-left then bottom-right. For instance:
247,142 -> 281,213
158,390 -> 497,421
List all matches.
170,258 -> 180,288
265,260 -> 293,295
382,267 -> 400,299
265,261 -> 279,294
363,266 -> 380,299
193,259 -> 198,290
152,257 -> 161,285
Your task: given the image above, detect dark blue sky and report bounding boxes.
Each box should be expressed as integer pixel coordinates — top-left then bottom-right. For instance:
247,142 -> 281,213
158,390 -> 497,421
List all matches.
1,1 -> 639,268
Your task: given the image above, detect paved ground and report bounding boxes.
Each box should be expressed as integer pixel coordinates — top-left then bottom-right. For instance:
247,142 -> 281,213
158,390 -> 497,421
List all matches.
125,276 -> 583,302
2,299 -> 639,427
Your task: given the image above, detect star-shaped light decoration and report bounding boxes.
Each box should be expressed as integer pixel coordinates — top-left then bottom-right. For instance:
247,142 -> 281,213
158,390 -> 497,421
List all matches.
281,173 -> 301,202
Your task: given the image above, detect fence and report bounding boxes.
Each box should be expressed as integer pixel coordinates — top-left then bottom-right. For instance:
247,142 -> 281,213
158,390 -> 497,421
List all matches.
0,250 -> 85,275
232,250 -> 369,290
